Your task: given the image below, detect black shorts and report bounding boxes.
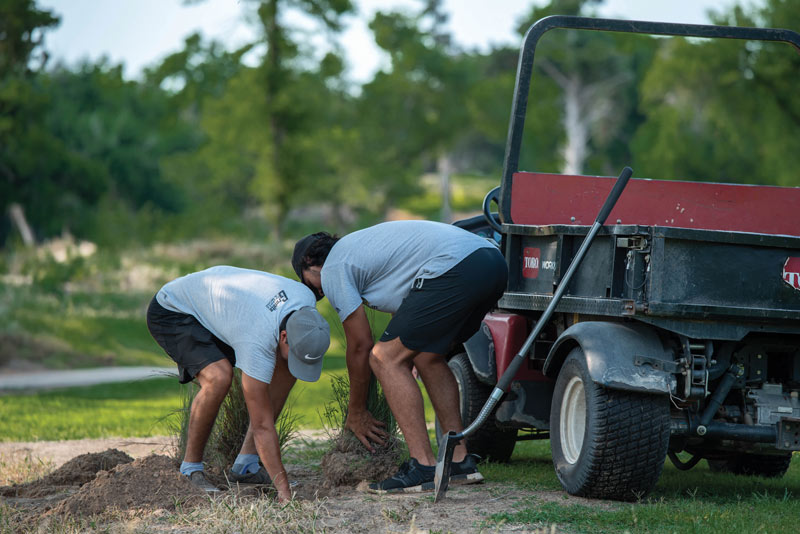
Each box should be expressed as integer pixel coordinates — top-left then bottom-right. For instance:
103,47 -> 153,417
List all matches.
146,296 -> 235,384
379,247 -> 508,355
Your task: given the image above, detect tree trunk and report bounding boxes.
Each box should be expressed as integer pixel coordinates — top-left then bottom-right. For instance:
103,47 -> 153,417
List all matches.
8,203 -> 35,247
562,76 -> 588,175
438,153 -> 453,223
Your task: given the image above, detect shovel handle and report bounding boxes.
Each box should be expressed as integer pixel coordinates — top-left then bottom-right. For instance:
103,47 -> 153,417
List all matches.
435,166 -> 634,503
597,166 -> 632,225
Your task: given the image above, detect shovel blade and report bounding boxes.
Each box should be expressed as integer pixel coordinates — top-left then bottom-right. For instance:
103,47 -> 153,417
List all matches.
434,431 -> 461,503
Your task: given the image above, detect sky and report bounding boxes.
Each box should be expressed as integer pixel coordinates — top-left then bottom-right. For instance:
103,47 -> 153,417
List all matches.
40,0 -> 740,83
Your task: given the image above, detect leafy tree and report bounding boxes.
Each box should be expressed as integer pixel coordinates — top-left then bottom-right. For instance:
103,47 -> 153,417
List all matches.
0,0 -> 106,245
631,0 -> 799,186
511,0 -> 657,176
1,1 -> 190,246
164,0 -> 355,238
0,0 -> 57,77
462,42 -> 563,178
145,32 -> 251,117
250,0 -> 355,236
148,34 -> 257,238
355,0 -> 480,221
44,62 -> 187,211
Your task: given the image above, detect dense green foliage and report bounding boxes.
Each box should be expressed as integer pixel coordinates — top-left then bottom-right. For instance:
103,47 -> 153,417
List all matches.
1,0 -> 797,248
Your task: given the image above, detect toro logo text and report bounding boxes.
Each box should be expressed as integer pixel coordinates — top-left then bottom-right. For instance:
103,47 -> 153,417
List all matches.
522,247 -> 540,279
783,257 -> 800,291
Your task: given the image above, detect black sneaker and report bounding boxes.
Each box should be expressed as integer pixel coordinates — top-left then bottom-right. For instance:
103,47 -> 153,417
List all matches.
449,454 -> 484,485
367,458 -> 435,494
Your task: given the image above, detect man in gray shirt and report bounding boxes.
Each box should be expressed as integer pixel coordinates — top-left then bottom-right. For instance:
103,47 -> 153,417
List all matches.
293,220 -> 507,493
146,266 -> 329,501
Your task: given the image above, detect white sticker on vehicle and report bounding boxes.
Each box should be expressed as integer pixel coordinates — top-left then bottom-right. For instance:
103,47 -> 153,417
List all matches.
782,257 -> 800,291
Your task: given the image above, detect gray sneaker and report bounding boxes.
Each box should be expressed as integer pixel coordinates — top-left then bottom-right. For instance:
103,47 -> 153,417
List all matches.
228,467 -> 300,488
187,470 -> 222,493
228,467 -> 271,485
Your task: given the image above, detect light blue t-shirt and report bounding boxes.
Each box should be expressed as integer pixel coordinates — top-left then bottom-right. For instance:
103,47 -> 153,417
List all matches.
321,220 -> 495,321
156,266 -> 316,384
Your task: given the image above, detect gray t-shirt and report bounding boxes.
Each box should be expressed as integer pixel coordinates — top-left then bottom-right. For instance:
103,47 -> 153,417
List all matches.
321,220 -> 495,321
156,266 -> 316,384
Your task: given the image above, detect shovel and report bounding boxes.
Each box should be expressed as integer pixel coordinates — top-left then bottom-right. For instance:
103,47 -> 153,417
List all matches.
434,166 -> 633,503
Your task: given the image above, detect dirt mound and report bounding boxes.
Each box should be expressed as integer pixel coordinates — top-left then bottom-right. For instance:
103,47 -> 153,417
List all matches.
47,454 -> 206,517
321,433 -> 403,487
0,448 -> 133,498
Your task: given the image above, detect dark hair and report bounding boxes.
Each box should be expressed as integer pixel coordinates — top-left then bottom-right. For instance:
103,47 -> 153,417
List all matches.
303,233 -> 339,269
292,232 -> 339,277
279,310 -> 296,334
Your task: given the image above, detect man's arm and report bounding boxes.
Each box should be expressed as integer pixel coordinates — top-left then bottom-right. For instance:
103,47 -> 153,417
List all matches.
342,304 -> 388,452
240,373 -> 292,501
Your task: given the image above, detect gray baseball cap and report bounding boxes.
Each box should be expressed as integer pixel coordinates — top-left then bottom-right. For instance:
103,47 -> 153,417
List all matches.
285,307 -> 330,382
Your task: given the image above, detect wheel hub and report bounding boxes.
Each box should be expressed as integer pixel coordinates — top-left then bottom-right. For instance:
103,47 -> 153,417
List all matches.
560,376 -> 586,464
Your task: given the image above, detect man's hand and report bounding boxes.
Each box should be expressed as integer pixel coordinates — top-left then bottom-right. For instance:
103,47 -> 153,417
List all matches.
341,305 -> 388,453
345,409 -> 388,453
240,373 -> 293,503
273,470 -> 293,503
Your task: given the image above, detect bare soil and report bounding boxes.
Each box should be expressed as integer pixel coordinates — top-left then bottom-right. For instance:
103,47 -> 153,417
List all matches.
0,448 -> 134,498
0,436 -> 603,533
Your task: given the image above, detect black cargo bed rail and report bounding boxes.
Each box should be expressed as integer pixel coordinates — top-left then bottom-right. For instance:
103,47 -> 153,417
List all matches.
499,16 -> 800,225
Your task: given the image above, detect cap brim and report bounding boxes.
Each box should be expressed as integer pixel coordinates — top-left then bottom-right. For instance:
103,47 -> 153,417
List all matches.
287,353 -> 323,382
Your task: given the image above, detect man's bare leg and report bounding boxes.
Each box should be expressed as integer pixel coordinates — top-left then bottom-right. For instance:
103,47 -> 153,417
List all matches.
370,338 -> 435,465
183,359 -> 233,463
413,352 -> 468,463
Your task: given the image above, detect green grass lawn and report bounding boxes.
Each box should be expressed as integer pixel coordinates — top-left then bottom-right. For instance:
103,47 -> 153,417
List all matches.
0,347 -> 436,442
0,375 -> 342,441
477,439 -> 800,534
0,378 -> 183,441
2,378 -> 798,533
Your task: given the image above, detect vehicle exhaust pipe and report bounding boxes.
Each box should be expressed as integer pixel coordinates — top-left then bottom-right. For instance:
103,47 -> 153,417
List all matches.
670,414 -> 777,444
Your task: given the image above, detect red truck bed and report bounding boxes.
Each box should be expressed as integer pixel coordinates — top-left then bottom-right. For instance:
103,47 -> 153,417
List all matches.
510,172 -> 800,237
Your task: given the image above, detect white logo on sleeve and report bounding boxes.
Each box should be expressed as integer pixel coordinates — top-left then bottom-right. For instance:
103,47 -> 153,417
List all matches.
266,290 -> 288,311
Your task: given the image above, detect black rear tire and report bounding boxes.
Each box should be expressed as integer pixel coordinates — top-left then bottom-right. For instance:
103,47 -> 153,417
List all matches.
707,453 -> 792,478
435,352 -> 517,462
550,348 -> 670,501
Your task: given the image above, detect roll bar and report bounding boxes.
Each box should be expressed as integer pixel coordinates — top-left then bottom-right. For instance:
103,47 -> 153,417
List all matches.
498,15 -> 800,224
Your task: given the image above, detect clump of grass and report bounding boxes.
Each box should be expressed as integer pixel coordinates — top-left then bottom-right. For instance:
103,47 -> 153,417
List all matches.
0,502 -> 18,534
319,373 -> 406,486
321,373 -> 397,441
321,306 -> 396,442
172,370 -> 300,470
318,308 -> 406,485
167,382 -> 194,462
